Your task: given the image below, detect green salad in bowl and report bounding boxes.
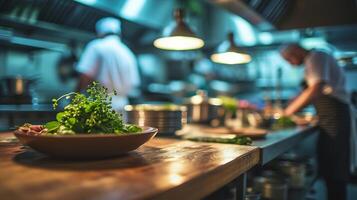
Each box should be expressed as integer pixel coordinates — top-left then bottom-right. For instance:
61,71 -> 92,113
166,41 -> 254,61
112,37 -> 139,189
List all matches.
18,82 -> 141,136
15,83 -> 157,159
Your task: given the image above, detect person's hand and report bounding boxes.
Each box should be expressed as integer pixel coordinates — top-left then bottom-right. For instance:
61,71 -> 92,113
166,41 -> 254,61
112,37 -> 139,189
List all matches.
290,115 -> 309,126
283,107 -> 294,117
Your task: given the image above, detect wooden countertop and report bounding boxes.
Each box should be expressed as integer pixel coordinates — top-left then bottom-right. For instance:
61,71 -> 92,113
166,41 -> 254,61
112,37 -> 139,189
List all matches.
0,133 -> 259,200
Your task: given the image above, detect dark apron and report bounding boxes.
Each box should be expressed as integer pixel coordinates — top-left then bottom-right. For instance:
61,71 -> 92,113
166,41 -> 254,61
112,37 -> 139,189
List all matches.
313,95 -> 351,181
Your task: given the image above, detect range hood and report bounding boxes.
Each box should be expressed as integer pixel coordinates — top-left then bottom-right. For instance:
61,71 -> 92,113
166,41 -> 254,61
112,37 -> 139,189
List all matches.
0,0 -> 103,51
74,0 -> 174,30
2,0 -> 355,53
0,0 -> 166,51
274,0 -> 357,30
209,0 -> 357,30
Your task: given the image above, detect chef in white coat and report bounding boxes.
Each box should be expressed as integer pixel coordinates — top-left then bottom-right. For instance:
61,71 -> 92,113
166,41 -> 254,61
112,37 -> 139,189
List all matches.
76,17 -> 140,111
280,44 -> 356,200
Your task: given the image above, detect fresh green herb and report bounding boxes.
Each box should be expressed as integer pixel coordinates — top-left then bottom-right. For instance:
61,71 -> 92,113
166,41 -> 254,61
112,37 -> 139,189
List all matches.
44,121 -> 60,132
45,82 -> 141,135
271,116 -> 296,130
186,135 -> 252,145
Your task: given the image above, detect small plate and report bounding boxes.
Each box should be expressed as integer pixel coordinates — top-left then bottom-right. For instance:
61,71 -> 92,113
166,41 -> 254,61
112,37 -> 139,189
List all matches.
14,126 -> 158,159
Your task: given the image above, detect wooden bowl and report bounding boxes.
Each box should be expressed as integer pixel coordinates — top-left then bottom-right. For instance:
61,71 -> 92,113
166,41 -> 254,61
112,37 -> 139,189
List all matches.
14,127 -> 158,159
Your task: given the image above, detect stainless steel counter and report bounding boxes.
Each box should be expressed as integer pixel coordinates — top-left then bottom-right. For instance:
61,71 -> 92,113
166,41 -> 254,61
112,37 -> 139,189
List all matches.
252,126 -> 318,165
177,124 -> 319,166
0,104 -> 56,113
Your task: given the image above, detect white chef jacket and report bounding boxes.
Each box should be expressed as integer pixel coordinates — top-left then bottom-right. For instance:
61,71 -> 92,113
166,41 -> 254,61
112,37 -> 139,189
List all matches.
304,50 -> 357,172
304,50 -> 349,104
76,35 -> 140,111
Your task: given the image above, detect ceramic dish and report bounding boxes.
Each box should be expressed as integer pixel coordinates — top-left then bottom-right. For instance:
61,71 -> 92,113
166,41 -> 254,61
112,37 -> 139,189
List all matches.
14,126 -> 158,159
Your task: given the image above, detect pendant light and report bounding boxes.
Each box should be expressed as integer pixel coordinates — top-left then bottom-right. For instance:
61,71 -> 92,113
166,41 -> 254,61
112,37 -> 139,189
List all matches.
153,8 -> 204,51
211,32 -> 251,65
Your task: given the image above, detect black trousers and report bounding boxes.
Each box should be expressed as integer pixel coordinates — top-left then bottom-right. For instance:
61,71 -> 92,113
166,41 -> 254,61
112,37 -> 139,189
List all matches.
325,178 -> 347,200
313,95 -> 351,200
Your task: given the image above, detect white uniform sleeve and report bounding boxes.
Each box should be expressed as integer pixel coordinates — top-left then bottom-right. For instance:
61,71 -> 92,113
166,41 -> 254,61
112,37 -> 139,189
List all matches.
76,41 -> 100,78
305,52 -> 329,86
130,55 -> 140,87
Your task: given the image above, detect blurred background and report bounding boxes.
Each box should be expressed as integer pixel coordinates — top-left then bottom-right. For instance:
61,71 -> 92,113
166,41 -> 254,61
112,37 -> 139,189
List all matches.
0,0 -> 356,130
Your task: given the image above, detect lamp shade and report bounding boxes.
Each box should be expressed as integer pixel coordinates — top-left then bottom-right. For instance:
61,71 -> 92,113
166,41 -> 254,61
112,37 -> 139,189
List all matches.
211,32 -> 251,65
153,9 -> 204,51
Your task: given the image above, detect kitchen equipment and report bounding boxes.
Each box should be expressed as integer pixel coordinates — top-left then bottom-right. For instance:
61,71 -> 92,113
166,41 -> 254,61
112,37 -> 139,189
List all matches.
0,76 -> 37,96
278,161 -> 306,189
185,90 -> 225,125
225,108 -> 264,129
245,187 -> 261,200
57,41 -> 79,83
125,104 -> 187,136
245,192 -> 261,200
14,126 -> 158,159
253,171 -> 288,200
253,176 -> 268,194
262,179 -> 288,200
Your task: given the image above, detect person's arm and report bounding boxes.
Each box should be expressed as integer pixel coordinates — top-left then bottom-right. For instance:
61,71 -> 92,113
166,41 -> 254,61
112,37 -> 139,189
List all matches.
284,51 -> 330,116
76,73 -> 94,92
284,82 -> 324,116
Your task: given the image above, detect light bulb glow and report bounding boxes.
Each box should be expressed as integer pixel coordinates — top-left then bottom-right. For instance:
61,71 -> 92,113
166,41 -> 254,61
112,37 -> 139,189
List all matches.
153,36 -> 204,50
211,51 -> 251,65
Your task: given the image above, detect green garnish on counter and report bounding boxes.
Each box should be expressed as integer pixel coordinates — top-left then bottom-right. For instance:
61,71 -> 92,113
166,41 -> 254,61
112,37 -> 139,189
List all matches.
44,82 -> 141,135
186,135 -> 252,145
271,116 -> 296,130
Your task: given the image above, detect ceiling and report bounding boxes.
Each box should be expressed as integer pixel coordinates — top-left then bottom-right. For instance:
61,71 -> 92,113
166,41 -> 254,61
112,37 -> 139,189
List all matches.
0,0 -> 356,53
0,0 -> 162,51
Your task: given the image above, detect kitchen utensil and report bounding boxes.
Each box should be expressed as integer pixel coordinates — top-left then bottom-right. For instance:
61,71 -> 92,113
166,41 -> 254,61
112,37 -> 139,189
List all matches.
185,90 -> 225,125
125,104 -> 186,136
14,126 -> 158,159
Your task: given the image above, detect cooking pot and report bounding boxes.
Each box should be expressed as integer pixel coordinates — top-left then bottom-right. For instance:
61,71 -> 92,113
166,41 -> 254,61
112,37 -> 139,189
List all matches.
125,104 -> 187,136
185,90 -> 225,125
262,178 -> 288,200
277,161 -> 306,189
253,174 -> 288,200
0,76 -> 37,96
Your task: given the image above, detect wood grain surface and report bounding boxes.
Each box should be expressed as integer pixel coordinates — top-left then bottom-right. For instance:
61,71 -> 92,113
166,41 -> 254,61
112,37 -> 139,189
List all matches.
0,133 -> 259,200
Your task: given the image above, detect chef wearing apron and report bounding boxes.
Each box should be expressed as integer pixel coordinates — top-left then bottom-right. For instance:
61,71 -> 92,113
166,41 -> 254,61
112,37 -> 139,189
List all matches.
280,44 -> 354,200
